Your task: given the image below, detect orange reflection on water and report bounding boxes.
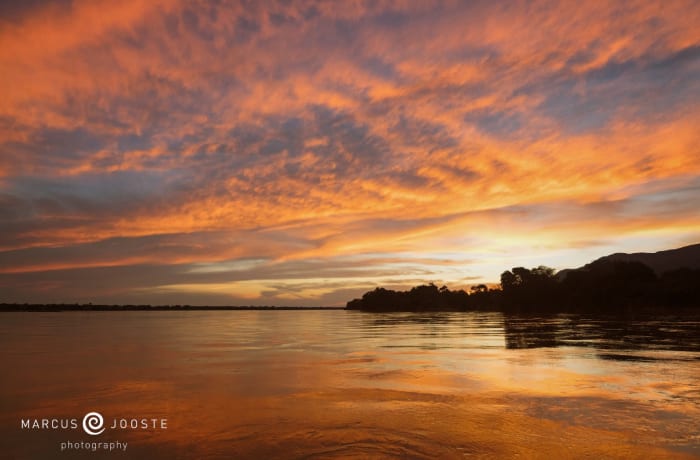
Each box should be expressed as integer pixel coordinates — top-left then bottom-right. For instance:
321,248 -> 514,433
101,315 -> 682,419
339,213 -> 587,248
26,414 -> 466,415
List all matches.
1,311 -> 698,458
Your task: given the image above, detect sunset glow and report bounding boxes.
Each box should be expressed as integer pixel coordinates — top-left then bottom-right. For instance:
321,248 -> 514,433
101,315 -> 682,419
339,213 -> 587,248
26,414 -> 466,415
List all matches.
1,0 -> 699,305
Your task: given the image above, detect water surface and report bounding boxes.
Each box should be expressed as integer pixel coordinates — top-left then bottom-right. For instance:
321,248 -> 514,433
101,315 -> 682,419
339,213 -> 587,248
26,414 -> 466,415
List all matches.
1,311 -> 699,458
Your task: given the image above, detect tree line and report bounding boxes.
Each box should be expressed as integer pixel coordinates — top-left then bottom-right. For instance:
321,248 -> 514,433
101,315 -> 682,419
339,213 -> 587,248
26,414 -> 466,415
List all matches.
346,259 -> 700,312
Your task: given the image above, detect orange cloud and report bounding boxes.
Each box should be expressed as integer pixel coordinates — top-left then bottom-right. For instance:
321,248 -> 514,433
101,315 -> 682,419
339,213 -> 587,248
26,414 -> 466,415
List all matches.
0,0 -> 698,304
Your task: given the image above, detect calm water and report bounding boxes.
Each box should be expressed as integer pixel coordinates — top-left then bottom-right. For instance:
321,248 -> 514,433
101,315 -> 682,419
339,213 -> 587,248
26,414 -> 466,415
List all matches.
1,311 -> 699,459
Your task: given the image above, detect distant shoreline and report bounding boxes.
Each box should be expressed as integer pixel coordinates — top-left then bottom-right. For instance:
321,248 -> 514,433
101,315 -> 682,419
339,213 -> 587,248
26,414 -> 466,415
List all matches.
0,304 -> 343,312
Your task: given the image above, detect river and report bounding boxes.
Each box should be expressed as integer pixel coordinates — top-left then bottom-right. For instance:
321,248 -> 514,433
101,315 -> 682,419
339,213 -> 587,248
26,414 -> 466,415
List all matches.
1,310 -> 699,458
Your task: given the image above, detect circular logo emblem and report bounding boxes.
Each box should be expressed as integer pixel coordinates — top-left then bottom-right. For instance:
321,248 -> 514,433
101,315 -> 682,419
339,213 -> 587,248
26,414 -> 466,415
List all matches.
82,412 -> 105,436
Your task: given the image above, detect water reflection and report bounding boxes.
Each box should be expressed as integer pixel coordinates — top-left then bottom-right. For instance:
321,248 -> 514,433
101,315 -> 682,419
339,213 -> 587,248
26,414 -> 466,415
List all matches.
502,314 -> 700,355
0,311 -> 699,458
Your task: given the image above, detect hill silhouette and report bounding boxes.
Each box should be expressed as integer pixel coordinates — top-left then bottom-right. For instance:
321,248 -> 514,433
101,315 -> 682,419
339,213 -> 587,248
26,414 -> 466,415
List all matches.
589,243 -> 700,273
558,243 -> 700,279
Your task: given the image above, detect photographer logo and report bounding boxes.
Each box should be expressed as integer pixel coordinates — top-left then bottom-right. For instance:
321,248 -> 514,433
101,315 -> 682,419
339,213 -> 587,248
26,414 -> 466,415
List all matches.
20,410 -> 167,453
82,412 -> 105,436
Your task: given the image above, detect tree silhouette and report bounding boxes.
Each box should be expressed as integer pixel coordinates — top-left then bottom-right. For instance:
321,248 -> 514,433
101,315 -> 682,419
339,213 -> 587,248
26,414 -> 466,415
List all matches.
346,260 -> 699,313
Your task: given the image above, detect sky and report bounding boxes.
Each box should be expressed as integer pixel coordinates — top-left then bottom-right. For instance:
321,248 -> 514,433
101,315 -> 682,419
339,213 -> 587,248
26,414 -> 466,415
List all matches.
0,0 -> 699,306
